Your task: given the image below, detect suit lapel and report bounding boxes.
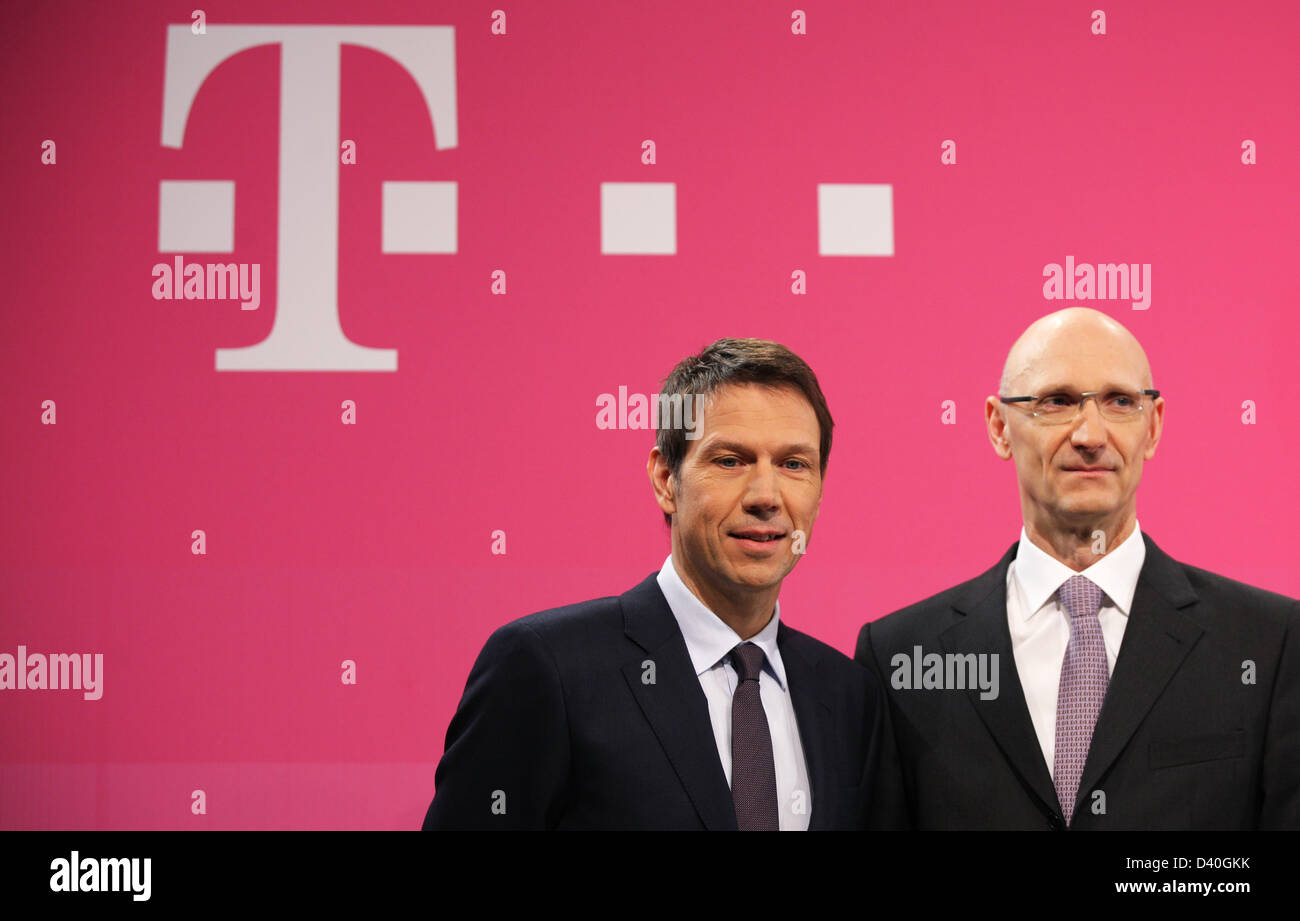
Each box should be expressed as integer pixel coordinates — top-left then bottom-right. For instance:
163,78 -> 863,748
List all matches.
940,542 -> 1062,818
618,574 -> 738,831
777,625 -> 834,830
1075,534 -> 1203,809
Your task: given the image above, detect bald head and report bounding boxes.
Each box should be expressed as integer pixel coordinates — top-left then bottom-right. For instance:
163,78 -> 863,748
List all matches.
999,308 -> 1153,398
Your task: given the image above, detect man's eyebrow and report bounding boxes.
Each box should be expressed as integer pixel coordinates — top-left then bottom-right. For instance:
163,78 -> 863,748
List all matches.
702,439 -> 819,457
1029,381 -> 1144,394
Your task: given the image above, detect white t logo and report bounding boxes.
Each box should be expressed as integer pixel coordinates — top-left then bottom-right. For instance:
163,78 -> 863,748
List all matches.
161,26 -> 457,370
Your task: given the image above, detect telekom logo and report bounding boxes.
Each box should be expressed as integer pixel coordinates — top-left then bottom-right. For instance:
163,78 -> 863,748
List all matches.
161,26 -> 458,371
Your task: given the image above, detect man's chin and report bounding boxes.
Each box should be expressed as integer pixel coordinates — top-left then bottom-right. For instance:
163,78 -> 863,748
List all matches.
1053,494 -> 1121,521
725,556 -> 793,591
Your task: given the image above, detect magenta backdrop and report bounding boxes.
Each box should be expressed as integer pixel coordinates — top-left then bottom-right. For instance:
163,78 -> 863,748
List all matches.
2,0 -> 1297,829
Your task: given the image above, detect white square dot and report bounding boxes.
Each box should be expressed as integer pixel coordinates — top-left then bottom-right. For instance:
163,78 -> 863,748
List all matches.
818,183 -> 893,256
158,180 -> 234,253
601,182 -> 676,254
383,181 -> 457,254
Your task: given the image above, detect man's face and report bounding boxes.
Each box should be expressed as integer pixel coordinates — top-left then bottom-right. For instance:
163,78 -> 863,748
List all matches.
651,382 -> 824,603
988,341 -> 1163,529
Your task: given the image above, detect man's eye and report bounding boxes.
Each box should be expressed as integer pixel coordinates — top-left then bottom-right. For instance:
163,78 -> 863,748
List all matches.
784,459 -> 808,470
717,457 -> 739,467
1040,395 -> 1073,407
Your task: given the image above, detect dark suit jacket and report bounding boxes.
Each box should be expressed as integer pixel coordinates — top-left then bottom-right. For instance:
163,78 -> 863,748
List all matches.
856,533 -> 1300,830
423,572 -> 892,829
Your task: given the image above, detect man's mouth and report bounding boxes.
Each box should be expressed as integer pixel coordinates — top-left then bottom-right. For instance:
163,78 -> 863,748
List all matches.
729,530 -> 786,543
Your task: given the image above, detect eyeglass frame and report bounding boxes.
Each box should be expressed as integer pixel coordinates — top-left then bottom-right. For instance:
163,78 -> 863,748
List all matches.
998,389 -> 1161,423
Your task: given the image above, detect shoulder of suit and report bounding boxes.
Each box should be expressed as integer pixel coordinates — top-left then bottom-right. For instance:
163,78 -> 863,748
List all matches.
780,624 -> 878,687
1171,558 -> 1299,626
489,592 -> 624,646
780,623 -> 855,663
865,574 -> 988,645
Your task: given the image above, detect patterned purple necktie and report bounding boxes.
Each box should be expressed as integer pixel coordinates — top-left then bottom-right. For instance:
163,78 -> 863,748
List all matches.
1053,574 -> 1109,826
729,642 -> 779,831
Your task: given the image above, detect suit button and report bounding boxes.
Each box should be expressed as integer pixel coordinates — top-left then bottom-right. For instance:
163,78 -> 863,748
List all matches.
1048,815 -> 1065,830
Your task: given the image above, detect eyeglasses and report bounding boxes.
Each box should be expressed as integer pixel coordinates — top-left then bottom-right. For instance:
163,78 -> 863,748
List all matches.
999,389 -> 1160,424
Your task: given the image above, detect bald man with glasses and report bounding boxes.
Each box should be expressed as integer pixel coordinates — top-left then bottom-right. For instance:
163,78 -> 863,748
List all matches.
857,307 -> 1299,830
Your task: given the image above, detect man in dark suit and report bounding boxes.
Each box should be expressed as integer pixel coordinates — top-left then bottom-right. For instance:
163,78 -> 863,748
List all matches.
424,338 -> 892,830
857,308 -> 1299,830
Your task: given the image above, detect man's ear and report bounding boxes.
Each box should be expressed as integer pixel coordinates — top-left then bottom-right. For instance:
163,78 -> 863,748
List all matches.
1143,395 -> 1165,460
985,396 -> 1013,459
647,447 -> 677,516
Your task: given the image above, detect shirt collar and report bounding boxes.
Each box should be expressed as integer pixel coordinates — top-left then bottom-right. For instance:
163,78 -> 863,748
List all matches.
1013,520 -> 1146,622
656,554 -> 787,689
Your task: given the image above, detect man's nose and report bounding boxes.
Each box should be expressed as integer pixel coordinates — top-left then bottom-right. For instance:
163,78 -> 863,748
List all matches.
742,460 -> 782,513
1069,398 -> 1108,450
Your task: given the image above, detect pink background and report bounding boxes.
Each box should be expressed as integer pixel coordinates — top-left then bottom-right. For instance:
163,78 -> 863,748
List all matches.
1,0 -> 1296,829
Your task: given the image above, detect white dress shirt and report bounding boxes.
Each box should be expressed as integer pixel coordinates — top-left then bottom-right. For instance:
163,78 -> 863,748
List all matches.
1006,521 -> 1146,779
656,555 -> 812,830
